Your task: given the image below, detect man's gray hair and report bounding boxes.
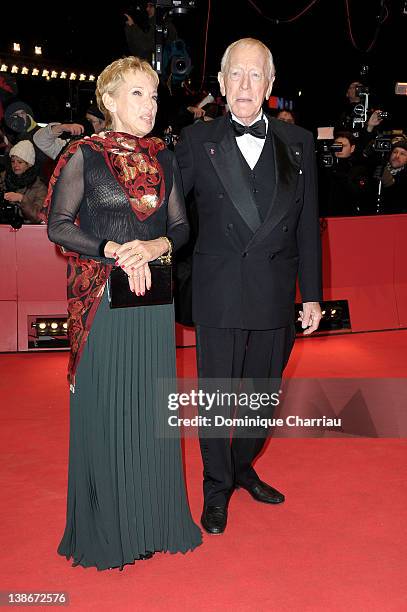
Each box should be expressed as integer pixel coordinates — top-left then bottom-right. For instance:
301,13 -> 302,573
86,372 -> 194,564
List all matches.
220,38 -> 276,81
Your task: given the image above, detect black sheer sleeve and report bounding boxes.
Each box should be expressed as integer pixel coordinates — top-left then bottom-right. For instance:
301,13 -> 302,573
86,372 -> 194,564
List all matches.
47,147 -> 105,256
166,152 -> 190,251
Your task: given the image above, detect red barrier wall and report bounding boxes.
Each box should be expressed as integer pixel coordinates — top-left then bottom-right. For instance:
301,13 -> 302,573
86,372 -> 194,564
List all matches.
1,215 -> 407,352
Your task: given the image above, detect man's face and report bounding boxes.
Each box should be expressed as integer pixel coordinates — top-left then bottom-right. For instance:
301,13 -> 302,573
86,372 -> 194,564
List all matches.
277,111 -> 295,124
218,43 -> 274,126
346,82 -> 362,103
86,113 -> 106,134
146,2 -> 155,18
334,137 -> 355,159
390,147 -> 407,170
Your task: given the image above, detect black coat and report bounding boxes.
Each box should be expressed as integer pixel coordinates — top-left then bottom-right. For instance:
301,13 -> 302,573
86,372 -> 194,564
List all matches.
175,114 -> 322,330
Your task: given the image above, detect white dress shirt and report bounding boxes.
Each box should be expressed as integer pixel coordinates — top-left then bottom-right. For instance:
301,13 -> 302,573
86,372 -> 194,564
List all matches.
231,112 -> 268,170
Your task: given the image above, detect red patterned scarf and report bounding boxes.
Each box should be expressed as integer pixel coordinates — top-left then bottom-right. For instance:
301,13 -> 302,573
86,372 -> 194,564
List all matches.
40,131 -> 165,389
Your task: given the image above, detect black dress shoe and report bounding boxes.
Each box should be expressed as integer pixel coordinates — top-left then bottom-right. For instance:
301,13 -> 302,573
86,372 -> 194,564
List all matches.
201,506 -> 228,535
241,480 -> 285,504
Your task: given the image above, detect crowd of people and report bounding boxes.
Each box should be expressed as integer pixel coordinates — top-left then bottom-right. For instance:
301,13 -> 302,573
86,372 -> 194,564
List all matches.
1,81 -> 406,224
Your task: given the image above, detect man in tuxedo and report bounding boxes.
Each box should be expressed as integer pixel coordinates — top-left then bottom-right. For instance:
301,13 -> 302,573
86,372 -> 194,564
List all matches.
175,38 -> 322,534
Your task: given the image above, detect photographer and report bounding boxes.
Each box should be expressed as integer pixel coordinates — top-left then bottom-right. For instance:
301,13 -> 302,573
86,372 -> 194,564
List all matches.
124,2 -> 177,63
377,139 -> 407,213
33,107 -> 106,161
319,131 -> 370,217
0,140 -> 47,224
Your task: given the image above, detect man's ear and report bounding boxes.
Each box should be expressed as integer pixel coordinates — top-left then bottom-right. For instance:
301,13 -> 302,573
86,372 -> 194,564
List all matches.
265,76 -> 275,100
102,92 -> 116,114
218,71 -> 226,97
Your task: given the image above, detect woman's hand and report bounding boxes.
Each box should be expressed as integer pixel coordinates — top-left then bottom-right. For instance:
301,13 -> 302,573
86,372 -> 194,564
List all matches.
128,262 -> 152,296
104,240 -> 121,259
115,238 -> 168,271
4,192 -> 23,203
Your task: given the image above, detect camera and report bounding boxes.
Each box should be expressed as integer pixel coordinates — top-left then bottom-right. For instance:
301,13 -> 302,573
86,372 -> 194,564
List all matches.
373,135 -> 392,152
319,141 -> 343,168
0,199 -> 23,229
355,85 -> 370,97
156,0 -> 195,14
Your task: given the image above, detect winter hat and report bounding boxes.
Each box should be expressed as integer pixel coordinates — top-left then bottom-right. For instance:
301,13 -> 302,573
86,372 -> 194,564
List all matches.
9,140 -> 36,166
391,138 -> 407,152
4,101 -> 34,127
86,105 -> 105,121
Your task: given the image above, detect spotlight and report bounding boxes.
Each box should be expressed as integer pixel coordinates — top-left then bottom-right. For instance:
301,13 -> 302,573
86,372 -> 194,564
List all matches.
51,70 -> 58,78
32,68 -> 39,76
35,46 -> 42,55
21,67 -> 29,75
29,317 -> 69,349
0,64 -> 7,72
89,75 -> 95,81
70,72 -> 77,80
13,42 -> 21,52
60,71 -> 67,79
42,69 -> 49,77
11,65 -> 19,73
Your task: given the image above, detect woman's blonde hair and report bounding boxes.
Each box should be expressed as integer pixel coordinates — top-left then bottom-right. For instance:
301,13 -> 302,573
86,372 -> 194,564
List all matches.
96,56 -> 159,128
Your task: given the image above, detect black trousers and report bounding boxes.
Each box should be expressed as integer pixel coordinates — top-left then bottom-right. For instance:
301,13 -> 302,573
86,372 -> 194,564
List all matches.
195,324 -> 295,507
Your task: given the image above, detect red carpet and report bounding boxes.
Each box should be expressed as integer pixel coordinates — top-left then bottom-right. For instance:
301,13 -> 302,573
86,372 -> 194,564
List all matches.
1,330 -> 407,611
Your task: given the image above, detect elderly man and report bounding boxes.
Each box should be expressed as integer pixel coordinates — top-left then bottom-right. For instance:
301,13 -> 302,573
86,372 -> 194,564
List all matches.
176,38 -> 322,534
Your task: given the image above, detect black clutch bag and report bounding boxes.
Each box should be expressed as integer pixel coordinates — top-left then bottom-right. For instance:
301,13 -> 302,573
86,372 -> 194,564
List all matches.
107,261 -> 173,309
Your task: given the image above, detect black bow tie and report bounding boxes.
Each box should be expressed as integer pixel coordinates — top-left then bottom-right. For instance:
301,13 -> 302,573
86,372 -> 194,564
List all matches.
231,117 -> 266,139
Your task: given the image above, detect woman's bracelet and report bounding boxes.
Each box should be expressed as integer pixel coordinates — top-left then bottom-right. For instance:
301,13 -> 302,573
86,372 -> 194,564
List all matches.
158,236 -> 173,264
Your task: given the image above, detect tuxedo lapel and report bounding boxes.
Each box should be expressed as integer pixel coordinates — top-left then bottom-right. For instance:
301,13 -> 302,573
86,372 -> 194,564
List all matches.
204,120 -> 262,234
248,118 -> 302,248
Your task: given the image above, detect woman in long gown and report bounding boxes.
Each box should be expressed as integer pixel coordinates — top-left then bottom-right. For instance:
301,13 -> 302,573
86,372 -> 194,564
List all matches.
44,56 -> 202,570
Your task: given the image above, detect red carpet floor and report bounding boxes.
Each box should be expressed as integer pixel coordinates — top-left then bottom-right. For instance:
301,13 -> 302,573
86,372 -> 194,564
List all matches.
1,330 -> 407,611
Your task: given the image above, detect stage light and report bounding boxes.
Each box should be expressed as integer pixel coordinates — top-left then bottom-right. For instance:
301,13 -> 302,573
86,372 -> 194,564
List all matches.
89,74 -> 95,81
42,69 -> 49,77
60,71 -> 67,79
70,72 -> 77,80
298,90 -> 302,97
0,64 -> 7,72
11,65 -> 19,74
29,317 -> 69,349
35,46 -> 42,55
51,70 -> 58,78
79,73 -> 86,81
21,66 -> 29,75
32,68 -> 39,76
13,42 -> 21,52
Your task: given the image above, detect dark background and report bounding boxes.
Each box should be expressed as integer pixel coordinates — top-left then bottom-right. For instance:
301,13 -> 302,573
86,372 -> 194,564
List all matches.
3,0 -> 406,131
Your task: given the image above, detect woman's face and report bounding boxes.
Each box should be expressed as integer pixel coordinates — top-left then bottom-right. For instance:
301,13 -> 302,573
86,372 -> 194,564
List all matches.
106,70 -> 158,137
11,155 -> 31,175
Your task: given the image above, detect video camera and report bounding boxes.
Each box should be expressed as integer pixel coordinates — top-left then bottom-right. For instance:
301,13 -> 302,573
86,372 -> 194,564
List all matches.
318,141 -> 343,168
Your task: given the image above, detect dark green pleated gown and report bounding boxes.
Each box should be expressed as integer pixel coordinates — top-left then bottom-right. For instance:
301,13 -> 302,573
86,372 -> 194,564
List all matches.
58,293 -> 202,570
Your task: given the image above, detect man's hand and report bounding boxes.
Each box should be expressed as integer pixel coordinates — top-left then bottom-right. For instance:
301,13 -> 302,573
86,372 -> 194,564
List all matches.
4,192 -> 23,203
51,123 -> 84,137
298,302 -> 322,335
366,110 -> 383,133
124,13 -> 135,26
187,106 -> 205,119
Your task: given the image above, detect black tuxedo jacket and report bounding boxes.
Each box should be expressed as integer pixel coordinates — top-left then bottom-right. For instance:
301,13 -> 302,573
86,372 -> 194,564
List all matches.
175,114 -> 322,329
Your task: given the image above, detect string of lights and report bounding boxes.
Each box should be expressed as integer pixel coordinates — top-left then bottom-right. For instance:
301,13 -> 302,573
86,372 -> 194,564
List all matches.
246,0 -> 321,24
0,42 -> 97,82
